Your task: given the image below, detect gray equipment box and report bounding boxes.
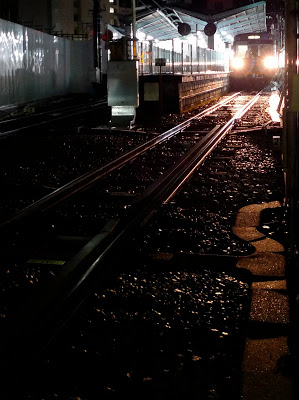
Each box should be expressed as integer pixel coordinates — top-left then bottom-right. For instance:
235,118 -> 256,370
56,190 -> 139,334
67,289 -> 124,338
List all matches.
107,60 -> 139,107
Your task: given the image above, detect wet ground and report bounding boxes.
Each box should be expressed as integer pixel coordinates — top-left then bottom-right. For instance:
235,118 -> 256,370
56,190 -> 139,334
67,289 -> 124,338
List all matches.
0,95 -> 287,399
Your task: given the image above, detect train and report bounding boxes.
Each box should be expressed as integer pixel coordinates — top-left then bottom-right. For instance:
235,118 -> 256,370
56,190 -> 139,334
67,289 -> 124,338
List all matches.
229,32 -> 279,90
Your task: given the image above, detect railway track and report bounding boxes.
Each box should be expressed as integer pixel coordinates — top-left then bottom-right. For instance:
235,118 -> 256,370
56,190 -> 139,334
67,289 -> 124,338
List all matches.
0,91 -> 280,398
0,91 -> 258,230
0,96 -> 109,138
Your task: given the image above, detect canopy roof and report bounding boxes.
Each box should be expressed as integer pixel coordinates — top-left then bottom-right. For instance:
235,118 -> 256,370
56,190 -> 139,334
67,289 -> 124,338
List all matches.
135,1 -> 267,43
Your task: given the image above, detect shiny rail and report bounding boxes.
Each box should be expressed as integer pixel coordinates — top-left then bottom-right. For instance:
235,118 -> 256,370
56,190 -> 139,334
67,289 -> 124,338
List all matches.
0,93 -> 260,391
0,92 -> 241,231
0,99 -> 108,138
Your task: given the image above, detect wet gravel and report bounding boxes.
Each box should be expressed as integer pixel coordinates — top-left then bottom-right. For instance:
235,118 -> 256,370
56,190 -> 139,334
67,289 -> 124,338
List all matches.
0,131 -> 152,220
138,131 -> 284,256
20,265 -> 251,400
6,128 -> 284,400
0,94 -> 286,400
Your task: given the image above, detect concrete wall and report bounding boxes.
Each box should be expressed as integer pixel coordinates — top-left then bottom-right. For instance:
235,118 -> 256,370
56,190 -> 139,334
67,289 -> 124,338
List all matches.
138,73 -> 230,120
0,18 -> 95,107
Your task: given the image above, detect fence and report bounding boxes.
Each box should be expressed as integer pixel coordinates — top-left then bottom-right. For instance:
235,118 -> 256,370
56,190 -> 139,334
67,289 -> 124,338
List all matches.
0,18 -> 94,107
137,40 -> 229,75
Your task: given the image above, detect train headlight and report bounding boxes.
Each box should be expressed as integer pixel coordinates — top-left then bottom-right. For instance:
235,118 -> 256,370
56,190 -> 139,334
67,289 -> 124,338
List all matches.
263,56 -> 277,69
231,57 -> 244,70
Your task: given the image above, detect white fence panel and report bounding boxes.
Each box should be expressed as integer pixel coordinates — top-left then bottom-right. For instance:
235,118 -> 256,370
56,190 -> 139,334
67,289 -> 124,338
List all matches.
0,18 -> 94,106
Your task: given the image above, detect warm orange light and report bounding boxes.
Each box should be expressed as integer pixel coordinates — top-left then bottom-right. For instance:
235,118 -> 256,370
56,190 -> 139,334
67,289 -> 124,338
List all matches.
263,56 -> 278,69
269,92 -> 281,122
231,57 -> 244,69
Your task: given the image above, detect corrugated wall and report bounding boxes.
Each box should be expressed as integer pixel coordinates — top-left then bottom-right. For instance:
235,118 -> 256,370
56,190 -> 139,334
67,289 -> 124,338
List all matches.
0,18 -> 94,106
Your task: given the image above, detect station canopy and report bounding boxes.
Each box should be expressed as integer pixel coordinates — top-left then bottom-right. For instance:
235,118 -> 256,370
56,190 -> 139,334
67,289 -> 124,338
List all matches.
134,1 -> 267,44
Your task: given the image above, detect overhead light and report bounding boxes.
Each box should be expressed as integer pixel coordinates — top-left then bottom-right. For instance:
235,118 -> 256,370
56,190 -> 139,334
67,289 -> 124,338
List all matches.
136,31 -> 146,40
187,34 -> 197,45
248,35 -> 260,39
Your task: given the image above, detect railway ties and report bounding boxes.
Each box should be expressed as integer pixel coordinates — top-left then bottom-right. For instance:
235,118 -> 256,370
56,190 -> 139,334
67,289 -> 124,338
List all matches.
0,91 -> 281,398
0,92 -> 243,232
0,96 -> 109,138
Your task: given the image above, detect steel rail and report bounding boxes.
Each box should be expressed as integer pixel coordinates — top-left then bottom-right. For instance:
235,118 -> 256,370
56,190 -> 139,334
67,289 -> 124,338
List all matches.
163,91 -> 261,202
0,99 -> 109,138
0,98 -> 107,127
0,92 -> 241,231
0,94 -> 259,390
131,92 -> 261,213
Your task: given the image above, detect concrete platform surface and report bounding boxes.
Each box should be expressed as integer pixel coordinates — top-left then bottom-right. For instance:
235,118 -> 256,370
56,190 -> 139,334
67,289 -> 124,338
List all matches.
233,202 -> 294,399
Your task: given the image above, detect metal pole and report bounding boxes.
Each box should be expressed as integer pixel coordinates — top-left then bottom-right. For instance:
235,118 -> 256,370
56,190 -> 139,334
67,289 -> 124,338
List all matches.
93,0 -> 101,83
131,0 -> 137,60
172,38 -> 175,74
140,41 -> 143,75
181,41 -> 184,74
159,65 -> 163,114
196,24 -> 199,73
191,43 -> 193,74
284,0 -> 299,379
149,40 -> 154,75
285,0 -> 298,253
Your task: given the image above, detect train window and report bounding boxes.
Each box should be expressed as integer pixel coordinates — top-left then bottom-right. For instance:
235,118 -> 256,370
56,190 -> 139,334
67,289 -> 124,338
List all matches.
260,45 -> 274,57
235,44 -> 274,59
245,45 -> 258,58
235,45 -> 247,58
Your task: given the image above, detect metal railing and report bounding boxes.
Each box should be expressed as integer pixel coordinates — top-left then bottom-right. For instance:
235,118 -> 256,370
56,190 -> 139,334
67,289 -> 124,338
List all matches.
137,41 -> 229,75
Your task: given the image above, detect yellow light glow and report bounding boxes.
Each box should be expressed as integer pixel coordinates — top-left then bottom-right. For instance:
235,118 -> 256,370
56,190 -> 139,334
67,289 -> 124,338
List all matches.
231,57 -> 244,69
268,92 -> 281,122
263,56 -> 277,69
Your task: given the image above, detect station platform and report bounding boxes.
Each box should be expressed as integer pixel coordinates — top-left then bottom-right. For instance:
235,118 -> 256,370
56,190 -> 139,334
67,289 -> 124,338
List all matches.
137,72 -> 230,120
233,201 -> 297,399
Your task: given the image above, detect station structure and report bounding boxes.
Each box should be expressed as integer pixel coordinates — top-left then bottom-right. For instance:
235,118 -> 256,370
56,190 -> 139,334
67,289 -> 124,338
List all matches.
0,1 -> 276,121
105,1 -> 269,125
3,2 -> 299,398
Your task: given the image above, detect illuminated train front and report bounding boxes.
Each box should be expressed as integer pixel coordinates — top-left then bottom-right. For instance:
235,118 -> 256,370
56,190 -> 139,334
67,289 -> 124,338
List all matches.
229,32 -> 279,90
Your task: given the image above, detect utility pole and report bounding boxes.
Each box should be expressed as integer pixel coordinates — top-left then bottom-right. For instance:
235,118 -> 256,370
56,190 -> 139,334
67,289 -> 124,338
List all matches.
132,0 -> 137,59
284,0 -> 298,253
284,0 -> 299,377
93,0 -> 102,84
